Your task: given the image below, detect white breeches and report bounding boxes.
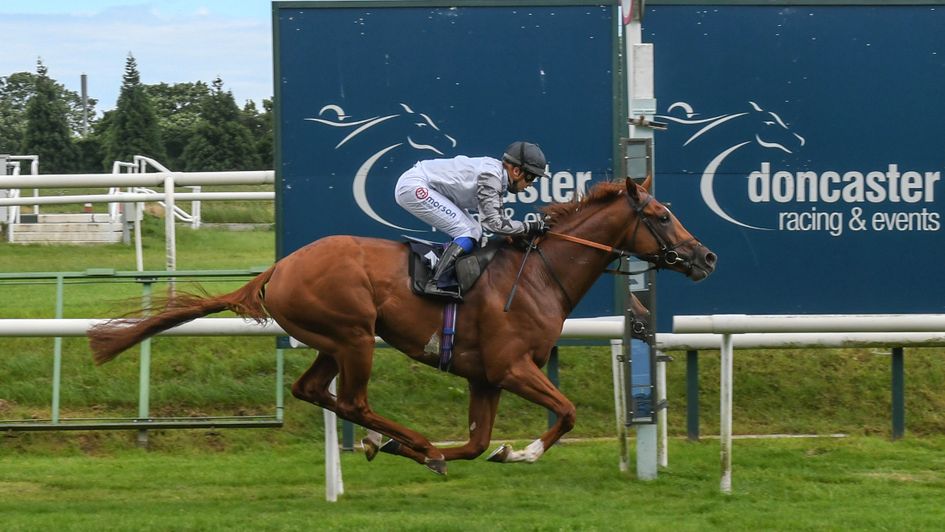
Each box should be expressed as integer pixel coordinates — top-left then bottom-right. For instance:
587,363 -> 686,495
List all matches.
394,173 -> 482,240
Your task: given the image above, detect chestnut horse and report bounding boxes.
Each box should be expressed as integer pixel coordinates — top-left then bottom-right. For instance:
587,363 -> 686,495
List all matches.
88,177 -> 715,475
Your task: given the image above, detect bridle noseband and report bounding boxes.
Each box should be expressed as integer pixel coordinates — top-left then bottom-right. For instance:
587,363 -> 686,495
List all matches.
545,190 -> 704,274
624,194 -> 702,274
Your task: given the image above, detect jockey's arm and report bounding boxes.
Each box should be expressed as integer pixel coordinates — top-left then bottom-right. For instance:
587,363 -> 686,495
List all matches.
476,171 -> 526,236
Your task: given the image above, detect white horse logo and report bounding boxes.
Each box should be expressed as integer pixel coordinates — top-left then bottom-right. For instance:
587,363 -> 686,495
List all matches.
306,103 -> 458,230
658,101 -> 805,230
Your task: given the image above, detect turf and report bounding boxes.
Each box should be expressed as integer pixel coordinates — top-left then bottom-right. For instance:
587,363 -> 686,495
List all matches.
1,437 -> 944,531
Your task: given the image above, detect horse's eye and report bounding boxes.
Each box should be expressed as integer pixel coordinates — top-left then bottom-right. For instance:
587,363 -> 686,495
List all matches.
659,214 -> 671,224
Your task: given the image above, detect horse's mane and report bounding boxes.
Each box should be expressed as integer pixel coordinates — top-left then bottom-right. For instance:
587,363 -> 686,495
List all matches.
541,180 -> 626,226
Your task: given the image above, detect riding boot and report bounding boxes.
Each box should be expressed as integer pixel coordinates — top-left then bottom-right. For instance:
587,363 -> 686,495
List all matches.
424,241 -> 464,300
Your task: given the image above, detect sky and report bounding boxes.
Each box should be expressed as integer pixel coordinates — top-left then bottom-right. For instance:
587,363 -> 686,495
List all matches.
0,0 -> 275,113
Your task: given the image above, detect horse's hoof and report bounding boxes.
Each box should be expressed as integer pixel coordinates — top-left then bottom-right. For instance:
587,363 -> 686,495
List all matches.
486,443 -> 511,463
424,458 -> 447,476
361,437 -> 379,462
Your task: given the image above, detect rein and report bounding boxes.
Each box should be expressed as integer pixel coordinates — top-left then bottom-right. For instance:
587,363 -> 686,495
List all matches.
544,231 -> 628,256
503,188 -> 705,313
549,193 -> 704,274
503,237 -> 651,337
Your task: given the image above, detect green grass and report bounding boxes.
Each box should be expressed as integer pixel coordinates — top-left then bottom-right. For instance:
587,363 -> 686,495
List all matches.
1,437 -> 944,530
3,215 -> 945,529
3,216 -> 945,515
3,220 -> 945,442
0,215 -> 274,273
198,184 -> 274,224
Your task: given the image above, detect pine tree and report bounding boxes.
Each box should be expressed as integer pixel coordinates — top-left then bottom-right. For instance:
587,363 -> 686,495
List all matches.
103,54 -> 166,165
20,60 -> 79,173
181,77 -> 259,171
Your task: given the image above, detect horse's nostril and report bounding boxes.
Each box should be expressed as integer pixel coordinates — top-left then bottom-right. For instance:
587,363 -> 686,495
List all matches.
704,252 -> 718,267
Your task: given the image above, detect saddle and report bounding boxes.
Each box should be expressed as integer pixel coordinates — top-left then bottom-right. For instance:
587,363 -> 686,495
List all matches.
406,237 -> 502,301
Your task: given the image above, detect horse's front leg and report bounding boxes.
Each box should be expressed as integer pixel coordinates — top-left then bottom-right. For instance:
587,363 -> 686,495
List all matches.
367,380 -> 502,462
487,358 -> 576,464
334,337 -> 448,474
441,380 -> 502,460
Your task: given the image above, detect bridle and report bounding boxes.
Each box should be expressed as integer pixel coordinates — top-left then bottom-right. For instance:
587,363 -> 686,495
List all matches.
504,189 -> 705,314
546,191 -> 705,274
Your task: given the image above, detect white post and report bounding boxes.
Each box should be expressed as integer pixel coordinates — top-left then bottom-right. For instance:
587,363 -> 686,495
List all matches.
191,185 -> 201,229
163,174 -> 176,273
610,339 -> 630,472
1,154 -> 8,243
637,425 -> 658,480
133,200 -> 144,272
323,378 -> 343,502
720,333 -> 734,494
28,156 -> 39,216
657,355 -> 668,468
624,2 -> 660,481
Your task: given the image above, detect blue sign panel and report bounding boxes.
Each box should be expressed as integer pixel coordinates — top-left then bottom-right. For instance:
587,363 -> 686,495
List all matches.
274,2 -> 618,317
647,4 -> 945,329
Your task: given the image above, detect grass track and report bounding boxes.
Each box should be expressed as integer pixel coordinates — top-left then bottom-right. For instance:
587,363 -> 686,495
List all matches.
4,218 -> 945,530
2,437 -> 944,530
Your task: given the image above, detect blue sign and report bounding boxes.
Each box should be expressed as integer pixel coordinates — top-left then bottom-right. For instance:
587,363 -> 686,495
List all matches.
274,2 -> 619,317
647,4 -> 945,329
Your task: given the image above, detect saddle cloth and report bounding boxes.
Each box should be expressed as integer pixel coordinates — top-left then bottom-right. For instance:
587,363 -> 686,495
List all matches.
405,237 -> 501,300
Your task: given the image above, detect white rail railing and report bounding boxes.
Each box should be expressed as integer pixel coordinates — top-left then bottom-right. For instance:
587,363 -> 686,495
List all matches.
5,313 -> 945,500
6,316 -> 945,347
3,155 -> 37,243
0,170 -> 274,189
0,155 -> 275,270
673,313 -> 945,495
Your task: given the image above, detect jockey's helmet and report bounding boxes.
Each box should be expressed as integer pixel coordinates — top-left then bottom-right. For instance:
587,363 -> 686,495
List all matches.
502,141 -> 549,179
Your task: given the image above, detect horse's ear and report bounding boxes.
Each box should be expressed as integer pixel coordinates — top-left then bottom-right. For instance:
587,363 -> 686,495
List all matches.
625,177 -> 640,201
641,174 -> 653,193
625,177 -> 642,202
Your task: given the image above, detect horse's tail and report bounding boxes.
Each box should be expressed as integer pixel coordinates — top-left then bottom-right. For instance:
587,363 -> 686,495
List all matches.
88,265 -> 277,365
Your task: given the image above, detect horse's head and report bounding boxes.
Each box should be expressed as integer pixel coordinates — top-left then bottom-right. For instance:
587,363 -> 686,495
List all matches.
625,177 -> 717,281
540,180 -> 715,284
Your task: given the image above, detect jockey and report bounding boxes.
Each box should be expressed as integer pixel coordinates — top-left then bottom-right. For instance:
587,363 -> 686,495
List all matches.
394,141 -> 550,299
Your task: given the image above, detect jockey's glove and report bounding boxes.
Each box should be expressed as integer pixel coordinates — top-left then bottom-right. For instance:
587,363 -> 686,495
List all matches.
524,219 -> 549,237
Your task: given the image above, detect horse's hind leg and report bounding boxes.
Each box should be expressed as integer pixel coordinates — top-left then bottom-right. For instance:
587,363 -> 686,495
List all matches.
372,380 -> 502,463
487,359 -> 576,464
290,352 -> 338,409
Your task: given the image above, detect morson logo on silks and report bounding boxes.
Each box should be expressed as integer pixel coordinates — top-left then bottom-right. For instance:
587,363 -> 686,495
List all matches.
658,101 -> 942,237
307,102 -> 594,233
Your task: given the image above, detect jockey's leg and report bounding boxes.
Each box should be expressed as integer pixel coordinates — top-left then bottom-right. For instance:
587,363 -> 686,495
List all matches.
394,175 -> 482,242
424,240 -> 466,298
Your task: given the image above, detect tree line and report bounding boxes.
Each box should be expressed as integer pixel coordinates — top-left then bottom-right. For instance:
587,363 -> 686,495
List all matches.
0,55 -> 272,174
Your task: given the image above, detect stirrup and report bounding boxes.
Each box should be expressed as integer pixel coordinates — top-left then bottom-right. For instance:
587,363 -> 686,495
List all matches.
423,278 -> 463,301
